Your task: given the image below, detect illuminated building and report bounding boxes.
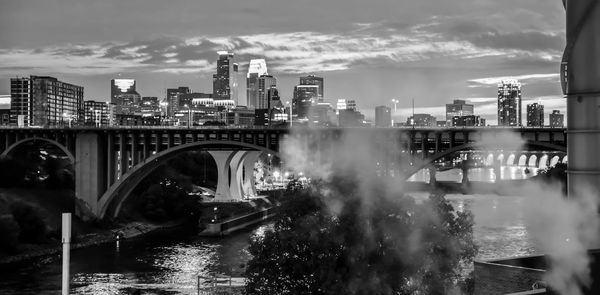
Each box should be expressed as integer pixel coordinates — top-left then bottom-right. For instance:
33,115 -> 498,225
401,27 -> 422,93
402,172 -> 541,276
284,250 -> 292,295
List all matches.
111,78 -> 141,115
407,114 -> 436,127
246,59 -> 268,109
84,100 -> 115,126
10,76 -> 83,126
446,100 -> 474,124
375,105 -> 392,127
213,51 -> 239,104
293,85 -> 319,119
258,75 -> 277,109
166,86 -> 190,117
549,110 -> 564,127
299,75 -> 324,102
498,80 -> 522,126
526,103 -> 544,127
452,115 -> 485,127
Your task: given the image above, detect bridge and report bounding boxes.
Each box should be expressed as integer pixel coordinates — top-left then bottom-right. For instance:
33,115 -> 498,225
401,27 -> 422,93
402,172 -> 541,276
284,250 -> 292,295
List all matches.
0,126 -> 566,219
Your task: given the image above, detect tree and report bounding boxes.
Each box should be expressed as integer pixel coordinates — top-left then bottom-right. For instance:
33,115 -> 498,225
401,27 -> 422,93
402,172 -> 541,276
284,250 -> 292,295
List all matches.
245,177 -> 477,295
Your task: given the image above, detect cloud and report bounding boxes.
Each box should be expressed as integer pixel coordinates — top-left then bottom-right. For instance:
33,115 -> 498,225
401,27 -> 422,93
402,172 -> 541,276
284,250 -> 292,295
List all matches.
468,73 -> 560,87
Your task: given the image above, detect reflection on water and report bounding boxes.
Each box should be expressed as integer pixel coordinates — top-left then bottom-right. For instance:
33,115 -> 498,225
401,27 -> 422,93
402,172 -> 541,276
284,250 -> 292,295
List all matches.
0,192 -> 541,294
408,166 -> 540,183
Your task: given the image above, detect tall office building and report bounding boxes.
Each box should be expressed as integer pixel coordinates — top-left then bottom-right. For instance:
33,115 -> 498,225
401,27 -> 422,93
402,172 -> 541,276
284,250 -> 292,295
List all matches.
111,78 -> 141,115
246,59 -> 268,109
498,80 -> 522,126
375,106 -> 392,127
258,75 -> 277,109
293,85 -> 319,119
299,75 -> 324,102
10,76 -> 84,126
526,103 -> 544,127
549,110 -> 564,127
213,51 -> 239,104
166,86 -> 190,117
446,100 -> 474,124
407,114 -> 437,127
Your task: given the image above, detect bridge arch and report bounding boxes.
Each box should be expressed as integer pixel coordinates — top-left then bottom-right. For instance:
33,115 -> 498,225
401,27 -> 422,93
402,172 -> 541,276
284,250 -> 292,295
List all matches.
404,141 -> 566,179
1,137 -> 75,162
97,140 -> 280,219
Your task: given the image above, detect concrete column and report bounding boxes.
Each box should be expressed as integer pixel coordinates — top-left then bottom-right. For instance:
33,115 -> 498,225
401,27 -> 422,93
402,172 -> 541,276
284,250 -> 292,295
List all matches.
229,151 -> 247,201
242,151 -> 262,197
143,133 -> 150,161
119,133 -> 128,176
208,151 -> 236,202
421,132 -> 428,159
75,133 -> 107,219
449,131 -> 455,149
131,133 -> 138,166
434,132 -> 441,154
154,133 -> 161,154
167,133 -> 174,149
107,133 -> 116,188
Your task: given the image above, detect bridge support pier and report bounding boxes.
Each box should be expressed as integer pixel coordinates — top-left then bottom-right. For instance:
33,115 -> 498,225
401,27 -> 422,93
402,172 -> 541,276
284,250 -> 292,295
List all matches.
208,151 -> 236,201
75,133 -> 107,219
229,152 -> 246,200
428,165 -> 437,187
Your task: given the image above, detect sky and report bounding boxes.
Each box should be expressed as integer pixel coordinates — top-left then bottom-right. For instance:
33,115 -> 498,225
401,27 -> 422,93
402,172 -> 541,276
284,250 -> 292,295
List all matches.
0,0 -> 567,124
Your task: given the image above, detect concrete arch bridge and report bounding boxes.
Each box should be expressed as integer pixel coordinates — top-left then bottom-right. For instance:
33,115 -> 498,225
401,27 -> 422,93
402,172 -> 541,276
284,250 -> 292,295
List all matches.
0,127 -> 566,219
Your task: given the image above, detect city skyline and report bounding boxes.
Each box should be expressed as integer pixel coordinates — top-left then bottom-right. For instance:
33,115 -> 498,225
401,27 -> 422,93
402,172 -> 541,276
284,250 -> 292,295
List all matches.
0,0 -> 566,124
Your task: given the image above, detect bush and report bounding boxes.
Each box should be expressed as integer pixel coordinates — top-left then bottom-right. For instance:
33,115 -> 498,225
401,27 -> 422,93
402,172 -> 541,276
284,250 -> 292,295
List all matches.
9,201 -> 48,243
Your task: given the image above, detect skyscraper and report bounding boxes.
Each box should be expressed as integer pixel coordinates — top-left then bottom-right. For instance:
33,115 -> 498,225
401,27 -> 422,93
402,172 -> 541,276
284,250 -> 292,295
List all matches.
246,59 -> 268,109
498,80 -> 522,126
111,78 -> 141,115
446,99 -> 474,124
213,51 -> 239,104
84,100 -> 115,126
166,86 -> 190,117
258,75 -> 277,109
549,110 -> 564,127
300,75 -> 324,102
11,76 -> 84,126
526,103 -> 544,127
293,85 -> 319,119
375,106 -> 392,127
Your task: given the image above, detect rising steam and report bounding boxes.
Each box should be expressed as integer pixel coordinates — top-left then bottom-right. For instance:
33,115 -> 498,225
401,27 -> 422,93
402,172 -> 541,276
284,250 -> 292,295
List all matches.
280,127 -> 600,294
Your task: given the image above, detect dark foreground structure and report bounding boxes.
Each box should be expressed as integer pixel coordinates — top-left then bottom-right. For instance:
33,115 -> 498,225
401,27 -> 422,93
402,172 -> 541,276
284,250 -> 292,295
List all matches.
474,249 -> 600,295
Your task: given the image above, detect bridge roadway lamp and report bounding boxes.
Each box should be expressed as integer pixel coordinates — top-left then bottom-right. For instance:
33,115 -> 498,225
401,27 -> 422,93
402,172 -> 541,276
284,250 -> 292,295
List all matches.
62,213 -> 72,295
562,0 -> 600,198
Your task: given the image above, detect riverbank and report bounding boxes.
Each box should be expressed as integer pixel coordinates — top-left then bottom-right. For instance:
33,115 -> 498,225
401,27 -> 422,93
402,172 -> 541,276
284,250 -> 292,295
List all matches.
0,220 -> 185,265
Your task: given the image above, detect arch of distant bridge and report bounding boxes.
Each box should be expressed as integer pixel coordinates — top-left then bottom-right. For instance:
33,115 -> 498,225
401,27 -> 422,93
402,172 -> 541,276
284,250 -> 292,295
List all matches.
406,140 -> 567,178
97,140 -> 280,219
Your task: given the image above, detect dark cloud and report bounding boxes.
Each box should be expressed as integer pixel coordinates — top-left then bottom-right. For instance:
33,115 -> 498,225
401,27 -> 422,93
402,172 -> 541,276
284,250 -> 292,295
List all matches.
53,47 -> 96,57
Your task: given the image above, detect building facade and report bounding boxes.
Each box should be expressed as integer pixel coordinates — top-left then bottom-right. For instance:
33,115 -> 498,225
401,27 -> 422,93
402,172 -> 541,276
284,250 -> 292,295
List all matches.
246,59 -> 268,109
293,85 -> 319,119
11,76 -> 84,126
452,115 -> 485,127
407,114 -> 436,127
498,80 -> 522,126
299,75 -> 324,102
166,86 -> 190,118
84,100 -> 115,126
526,103 -> 544,127
375,105 -> 392,127
258,75 -> 277,109
549,110 -> 564,127
213,51 -> 238,104
446,99 -> 474,124
111,78 -> 141,115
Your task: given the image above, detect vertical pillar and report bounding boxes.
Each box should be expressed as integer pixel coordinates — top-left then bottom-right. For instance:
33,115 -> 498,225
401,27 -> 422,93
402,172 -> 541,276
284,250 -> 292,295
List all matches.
421,131 -> 428,159
167,132 -> 174,149
435,132 -> 441,154
229,151 -> 246,200
154,133 -> 161,154
119,133 -> 128,176
143,133 -> 151,161
242,151 -> 262,197
208,151 -> 235,201
75,132 -> 107,218
449,131 -> 455,149
107,133 -> 115,188
131,133 -> 138,167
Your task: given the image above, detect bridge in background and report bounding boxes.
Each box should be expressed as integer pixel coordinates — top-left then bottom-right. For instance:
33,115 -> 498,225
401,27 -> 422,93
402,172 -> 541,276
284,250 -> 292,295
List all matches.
0,126 -> 566,219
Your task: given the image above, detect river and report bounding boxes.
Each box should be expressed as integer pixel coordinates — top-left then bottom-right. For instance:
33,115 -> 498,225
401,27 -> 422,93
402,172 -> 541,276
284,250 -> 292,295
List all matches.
0,166 -> 545,294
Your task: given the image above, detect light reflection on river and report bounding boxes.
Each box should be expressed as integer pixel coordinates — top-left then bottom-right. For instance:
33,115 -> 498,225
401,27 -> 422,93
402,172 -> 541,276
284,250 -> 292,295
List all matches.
0,167 -> 544,294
